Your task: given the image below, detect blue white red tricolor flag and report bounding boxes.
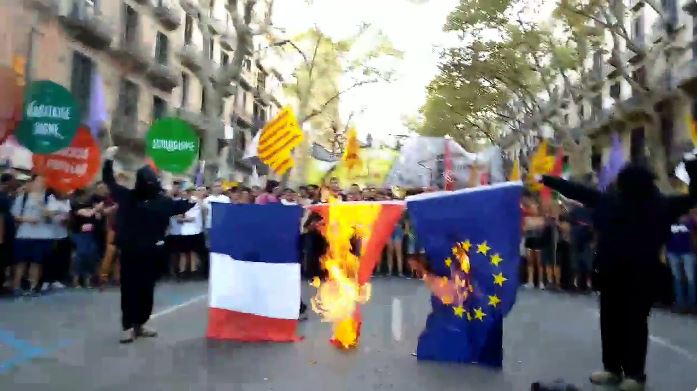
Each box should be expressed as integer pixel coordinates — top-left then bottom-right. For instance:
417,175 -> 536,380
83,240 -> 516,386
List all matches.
407,182 -> 522,367
206,203 -> 304,342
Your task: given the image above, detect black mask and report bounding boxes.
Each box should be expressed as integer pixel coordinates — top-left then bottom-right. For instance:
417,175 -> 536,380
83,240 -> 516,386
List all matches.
134,165 -> 162,199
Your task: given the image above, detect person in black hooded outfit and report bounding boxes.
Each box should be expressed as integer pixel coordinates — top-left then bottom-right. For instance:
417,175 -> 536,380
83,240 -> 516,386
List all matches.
102,147 -> 196,343
538,155 -> 696,391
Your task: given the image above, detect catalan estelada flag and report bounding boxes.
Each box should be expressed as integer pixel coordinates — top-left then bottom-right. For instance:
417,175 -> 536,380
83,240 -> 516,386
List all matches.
206,203 -> 304,342
257,107 -> 304,175
406,183 -> 522,367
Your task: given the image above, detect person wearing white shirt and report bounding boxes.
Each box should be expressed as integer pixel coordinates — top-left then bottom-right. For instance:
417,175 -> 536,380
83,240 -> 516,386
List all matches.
41,193 -> 71,291
10,176 -> 55,294
203,180 -> 230,230
176,188 -> 205,279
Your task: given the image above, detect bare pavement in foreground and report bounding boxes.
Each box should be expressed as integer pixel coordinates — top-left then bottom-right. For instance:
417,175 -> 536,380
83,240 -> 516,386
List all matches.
0,278 -> 695,391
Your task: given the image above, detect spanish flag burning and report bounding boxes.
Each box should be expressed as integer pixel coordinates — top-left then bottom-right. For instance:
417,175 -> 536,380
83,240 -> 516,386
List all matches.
308,199 -> 404,348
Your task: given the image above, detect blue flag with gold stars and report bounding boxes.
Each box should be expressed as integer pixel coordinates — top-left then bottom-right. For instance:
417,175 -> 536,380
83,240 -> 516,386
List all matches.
406,183 -> 522,367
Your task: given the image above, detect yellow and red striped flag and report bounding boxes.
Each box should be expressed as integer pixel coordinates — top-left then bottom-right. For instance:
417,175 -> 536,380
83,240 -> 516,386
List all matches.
257,107 -> 304,175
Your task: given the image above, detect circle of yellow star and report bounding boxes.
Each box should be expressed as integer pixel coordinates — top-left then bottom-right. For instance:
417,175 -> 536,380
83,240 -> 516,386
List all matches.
461,240 -> 472,252
453,304 -> 465,318
444,257 -> 452,267
442,295 -> 454,305
473,307 -> 487,321
489,253 -> 503,267
488,294 -> 501,308
493,272 -> 507,287
477,241 -> 491,255
465,310 -> 472,321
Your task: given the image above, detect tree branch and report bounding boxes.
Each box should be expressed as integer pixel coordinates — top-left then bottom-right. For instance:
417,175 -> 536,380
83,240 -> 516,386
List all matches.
299,79 -> 378,124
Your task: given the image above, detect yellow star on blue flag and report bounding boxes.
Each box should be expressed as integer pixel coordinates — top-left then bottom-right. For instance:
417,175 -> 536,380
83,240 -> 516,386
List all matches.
406,182 -> 523,367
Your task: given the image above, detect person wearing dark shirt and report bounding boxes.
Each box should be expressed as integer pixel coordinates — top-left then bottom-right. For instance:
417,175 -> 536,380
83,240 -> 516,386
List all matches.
539,156 -> 696,390
666,211 -> 696,313
69,189 -> 101,288
102,147 -> 195,343
567,201 -> 595,290
0,173 -> 16,294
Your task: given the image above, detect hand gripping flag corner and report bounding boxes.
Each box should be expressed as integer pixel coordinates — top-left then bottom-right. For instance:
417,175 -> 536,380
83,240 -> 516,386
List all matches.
206,203 -> 304,342
406,183 -> 522,367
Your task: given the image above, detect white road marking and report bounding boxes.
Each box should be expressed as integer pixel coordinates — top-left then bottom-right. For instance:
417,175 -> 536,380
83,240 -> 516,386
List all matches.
586,309 -> 696,361
391,297 -> 402,342
151,294 -> 207,320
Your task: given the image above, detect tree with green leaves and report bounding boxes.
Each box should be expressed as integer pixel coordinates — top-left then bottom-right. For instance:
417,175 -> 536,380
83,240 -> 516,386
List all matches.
281,25 -> 402,182
554,0 -> 687,189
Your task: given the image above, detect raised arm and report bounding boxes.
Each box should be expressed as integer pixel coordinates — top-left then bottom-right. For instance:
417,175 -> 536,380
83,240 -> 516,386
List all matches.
541,175 -> 602,208
102,148 -> 130,205
167,198 -> 196,217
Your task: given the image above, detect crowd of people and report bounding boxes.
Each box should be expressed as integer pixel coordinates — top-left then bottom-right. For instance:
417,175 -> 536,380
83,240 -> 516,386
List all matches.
0,168 -> 695,318
520,178 -> 697,315
0,172 -> 426,298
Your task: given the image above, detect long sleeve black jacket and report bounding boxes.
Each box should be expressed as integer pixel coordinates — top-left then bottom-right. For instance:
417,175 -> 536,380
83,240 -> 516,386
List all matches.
103,160 -> 194,250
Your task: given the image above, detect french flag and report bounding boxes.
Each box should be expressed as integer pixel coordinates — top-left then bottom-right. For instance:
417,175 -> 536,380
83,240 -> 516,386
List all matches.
206,203 -> 304,342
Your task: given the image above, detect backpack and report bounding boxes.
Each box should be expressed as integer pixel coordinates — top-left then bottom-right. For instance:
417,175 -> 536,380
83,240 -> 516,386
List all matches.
18,191 -> 51,216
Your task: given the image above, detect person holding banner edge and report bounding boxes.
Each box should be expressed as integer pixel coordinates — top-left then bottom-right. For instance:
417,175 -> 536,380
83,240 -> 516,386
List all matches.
102,146 -> 197,343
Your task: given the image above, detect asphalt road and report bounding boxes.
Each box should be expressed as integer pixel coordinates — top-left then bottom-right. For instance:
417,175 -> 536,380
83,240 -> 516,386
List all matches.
0,278 -> 695,390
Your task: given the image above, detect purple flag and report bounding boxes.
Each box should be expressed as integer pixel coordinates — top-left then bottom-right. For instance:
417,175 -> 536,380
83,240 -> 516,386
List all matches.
195,161 -> 205,187
86,71 -> 108,138
598,133 -> 624,190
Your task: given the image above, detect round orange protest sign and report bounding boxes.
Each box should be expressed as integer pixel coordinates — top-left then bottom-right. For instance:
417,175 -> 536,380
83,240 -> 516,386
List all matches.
32,126 -> 101,193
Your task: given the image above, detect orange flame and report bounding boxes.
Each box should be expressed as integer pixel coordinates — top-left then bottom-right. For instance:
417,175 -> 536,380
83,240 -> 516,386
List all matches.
310,198 -> 380,349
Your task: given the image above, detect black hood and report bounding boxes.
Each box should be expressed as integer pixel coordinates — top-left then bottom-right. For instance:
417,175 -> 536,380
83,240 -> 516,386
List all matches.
134,165 -> 162,199
616,163 -> 657,201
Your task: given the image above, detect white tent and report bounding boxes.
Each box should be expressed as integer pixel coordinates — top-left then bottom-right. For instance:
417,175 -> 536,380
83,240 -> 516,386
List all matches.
384,136 -> 504,189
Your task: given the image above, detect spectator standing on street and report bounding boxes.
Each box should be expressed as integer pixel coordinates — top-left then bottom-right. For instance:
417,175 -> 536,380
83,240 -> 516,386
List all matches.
42,190 -> 71,291
177,188 -> 205,279
203,180 -> 230,232
0,173 -> 16,294
522,197 -> 546,289
255,180 -> 280,205
567,200 -> 595,291
102,147 -> 195,343
666,209 -> 696,313
69,189 -> 101,288
10,175 -> 54,295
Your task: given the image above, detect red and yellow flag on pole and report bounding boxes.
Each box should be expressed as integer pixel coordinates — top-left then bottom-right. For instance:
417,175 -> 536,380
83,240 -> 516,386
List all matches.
342,128 -> 362,173
257,107 -> 304,176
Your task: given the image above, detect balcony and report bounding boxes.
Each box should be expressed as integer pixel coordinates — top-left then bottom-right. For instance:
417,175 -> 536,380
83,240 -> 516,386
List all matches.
629,0 -> 645,11
25,0 -> 59,14
207,16 -> 226,36
673,57 -> 697,91
146,62 -> 181,92
153,2 -> 182,31
177,44 -> 203,72
174,107 -> 225,139
59,0 -> 113,50
110,36 -> 151,71
220,31 -> 236,51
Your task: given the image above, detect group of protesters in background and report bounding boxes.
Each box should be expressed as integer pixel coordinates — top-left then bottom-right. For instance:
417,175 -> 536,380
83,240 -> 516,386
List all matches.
0,169 -> 695,318
521,176 -> 697,315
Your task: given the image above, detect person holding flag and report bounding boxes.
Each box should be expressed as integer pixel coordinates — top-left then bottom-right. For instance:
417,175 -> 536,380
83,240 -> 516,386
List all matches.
537,154 -> 696,391
102,146 -> 197,343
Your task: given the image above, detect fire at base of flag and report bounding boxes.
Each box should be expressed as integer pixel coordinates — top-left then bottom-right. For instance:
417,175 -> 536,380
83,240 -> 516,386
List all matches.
308,200 -> 404,349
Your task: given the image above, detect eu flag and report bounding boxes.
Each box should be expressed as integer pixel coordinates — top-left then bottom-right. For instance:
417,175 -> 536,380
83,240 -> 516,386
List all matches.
406,183 -> 522,367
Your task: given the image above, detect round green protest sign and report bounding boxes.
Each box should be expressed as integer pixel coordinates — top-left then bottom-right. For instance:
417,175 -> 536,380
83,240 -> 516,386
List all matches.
146,117 -> 199,173
16,80 -> 80,154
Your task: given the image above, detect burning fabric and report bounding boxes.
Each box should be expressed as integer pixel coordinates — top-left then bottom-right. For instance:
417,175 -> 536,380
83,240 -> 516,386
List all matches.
308,199 -> 404,349
406,183 -> 522,366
